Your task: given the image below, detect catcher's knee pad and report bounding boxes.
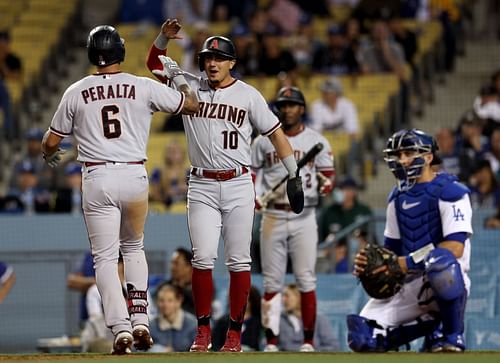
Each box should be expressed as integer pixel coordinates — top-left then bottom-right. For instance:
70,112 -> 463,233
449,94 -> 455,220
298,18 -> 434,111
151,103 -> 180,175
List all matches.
425,248 -> 465,300
346,314 -> 385,352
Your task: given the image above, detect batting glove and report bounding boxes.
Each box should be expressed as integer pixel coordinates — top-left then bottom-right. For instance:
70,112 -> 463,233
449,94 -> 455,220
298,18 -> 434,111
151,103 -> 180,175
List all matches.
152,55 -> 184,79
318,173 -> 334,196
43,149 -> 66,168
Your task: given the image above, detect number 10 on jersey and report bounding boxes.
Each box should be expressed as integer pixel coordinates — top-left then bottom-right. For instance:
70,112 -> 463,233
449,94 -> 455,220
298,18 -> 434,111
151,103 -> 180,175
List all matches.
222,130 -> 238,149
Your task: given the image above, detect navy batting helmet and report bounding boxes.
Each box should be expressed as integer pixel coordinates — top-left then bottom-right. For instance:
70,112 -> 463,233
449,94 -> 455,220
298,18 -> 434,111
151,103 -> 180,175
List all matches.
87,25 -> 125,67
275,87 -> 306,108
383,129 -> 440,190
198,36 -> 236,71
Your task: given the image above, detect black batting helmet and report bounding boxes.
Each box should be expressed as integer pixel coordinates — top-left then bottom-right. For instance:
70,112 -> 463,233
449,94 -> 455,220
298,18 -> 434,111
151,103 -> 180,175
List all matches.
275,87 -> 306,108
87,25 -> 125,67
198,36 -> 236,71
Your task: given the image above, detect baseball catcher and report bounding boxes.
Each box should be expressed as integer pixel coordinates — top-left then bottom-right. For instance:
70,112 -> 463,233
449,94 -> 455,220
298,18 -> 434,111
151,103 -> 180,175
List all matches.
347,129 -> 472,353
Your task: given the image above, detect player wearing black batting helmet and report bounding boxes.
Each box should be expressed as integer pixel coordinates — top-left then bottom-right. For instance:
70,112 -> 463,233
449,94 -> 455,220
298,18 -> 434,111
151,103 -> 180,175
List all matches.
275,86 -> 306,107
87,25 -> 125,67
198,36 -> 236,71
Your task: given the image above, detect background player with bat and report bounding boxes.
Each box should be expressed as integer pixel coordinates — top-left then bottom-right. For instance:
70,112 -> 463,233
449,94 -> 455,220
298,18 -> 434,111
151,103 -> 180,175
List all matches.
251,86 -> 335,352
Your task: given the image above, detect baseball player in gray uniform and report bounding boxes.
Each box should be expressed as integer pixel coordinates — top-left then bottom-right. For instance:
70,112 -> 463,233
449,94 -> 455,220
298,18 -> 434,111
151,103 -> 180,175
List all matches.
252,87 -> 335,352
41,25 -> 198,355
146,19 -> 303,352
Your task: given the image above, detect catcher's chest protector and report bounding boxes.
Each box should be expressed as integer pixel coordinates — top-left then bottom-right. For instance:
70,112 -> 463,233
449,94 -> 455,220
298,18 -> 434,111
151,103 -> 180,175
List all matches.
393,176 -> 449,255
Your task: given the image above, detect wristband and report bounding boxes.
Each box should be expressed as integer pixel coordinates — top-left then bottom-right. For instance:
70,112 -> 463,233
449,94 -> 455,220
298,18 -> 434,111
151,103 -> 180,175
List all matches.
406,243 -> 435,271
405,255 -> 425,270
282,154 -> 298,178
172,74 -> 188,89
154,33 -> 168,50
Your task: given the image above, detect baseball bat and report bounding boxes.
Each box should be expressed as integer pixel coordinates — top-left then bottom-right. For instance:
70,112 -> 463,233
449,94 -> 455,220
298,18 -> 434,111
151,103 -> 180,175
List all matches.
258,142 -> 324,207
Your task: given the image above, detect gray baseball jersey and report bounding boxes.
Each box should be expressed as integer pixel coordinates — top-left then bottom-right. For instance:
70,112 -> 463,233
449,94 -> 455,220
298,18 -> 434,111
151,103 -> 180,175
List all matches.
252,126 -> 334,210
49,71 -> 185,336
164,71 -> 282,272
181,73 -> 281,169
50,72 -> 185,162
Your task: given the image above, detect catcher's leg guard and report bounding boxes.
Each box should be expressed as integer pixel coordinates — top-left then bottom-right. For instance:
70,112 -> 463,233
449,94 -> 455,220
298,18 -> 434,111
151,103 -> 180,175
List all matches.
346,314 -> 385,352
348,314 -> 440,352
425,248 -> 466,351
385,319 -> 440,351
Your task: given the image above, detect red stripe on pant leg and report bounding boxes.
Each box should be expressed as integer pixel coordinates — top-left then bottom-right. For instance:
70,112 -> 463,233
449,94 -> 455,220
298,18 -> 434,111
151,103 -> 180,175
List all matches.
192,268 -> 213,318
301,290 -> 317,344
229,271 -> 250,323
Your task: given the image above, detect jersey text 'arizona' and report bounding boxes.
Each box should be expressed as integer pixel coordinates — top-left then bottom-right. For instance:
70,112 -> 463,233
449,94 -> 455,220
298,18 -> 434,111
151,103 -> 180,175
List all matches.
194,101 -> 247,127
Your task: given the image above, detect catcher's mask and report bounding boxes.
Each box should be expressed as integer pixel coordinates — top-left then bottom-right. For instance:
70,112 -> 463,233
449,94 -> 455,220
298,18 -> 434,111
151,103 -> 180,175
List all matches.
383,129 -> 440,191
198,36 -> 236,72
87,25 -> 125,67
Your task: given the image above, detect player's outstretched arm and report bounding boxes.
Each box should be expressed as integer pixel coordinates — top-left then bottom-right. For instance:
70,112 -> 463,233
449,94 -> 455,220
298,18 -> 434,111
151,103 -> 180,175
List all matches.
146,19 -> 182,81
153,55 -> 199,114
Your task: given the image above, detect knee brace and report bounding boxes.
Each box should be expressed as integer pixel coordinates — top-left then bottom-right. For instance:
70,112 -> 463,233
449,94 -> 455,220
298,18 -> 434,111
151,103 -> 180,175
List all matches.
425,248 -> 465,300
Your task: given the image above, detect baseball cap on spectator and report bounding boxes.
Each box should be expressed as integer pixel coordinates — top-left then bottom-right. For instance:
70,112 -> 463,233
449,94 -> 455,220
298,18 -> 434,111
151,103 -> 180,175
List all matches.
320,77 -> 343,95
25,127 -> 44,141
459,109 -> 483,126
18,160 -> 35,174
65,162 -> 81,176
327,23 -> 345,36
231,24 -> 250,37
338,176 -> 358,189
299,12 -> 313,26
479,82 -> 498,97
263,23 -> 281,36
0,30 -> 10,42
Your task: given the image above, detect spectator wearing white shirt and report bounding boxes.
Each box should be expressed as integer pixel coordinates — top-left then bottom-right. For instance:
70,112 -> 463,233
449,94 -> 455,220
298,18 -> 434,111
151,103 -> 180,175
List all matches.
310,77 -> 359,138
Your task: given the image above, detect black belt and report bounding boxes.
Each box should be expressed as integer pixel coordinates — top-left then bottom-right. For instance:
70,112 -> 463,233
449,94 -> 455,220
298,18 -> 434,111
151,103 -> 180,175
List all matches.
191,167 -> 248,181
83,161 -> 144,167
268,203 -> 293,211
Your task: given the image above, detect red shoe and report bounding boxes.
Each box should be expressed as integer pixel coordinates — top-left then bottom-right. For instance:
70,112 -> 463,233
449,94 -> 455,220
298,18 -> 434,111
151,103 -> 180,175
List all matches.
220,330 -> 242,352
190,325 -> 212,352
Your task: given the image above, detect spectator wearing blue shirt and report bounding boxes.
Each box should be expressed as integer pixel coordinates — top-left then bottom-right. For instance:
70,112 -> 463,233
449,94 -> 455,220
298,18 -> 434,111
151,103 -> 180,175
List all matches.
150,283 -> 197,352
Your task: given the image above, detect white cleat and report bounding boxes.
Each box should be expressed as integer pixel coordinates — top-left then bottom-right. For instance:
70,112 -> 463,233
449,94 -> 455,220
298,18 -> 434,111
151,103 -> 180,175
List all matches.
263,344 -> 279,352
112,331 -> 133,355
133,324 -> 153,351
299,343 -> 315,352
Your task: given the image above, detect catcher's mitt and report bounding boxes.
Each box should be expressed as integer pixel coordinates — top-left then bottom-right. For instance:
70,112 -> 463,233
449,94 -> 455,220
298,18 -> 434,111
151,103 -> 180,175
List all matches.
359,244 -> 406,299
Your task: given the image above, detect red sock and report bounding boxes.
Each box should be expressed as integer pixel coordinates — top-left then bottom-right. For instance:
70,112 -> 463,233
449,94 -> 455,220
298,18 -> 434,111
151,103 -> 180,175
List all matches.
192,268 -> 213,319
229,271 -> 250,325
264,291 -> 278,301
301,290 -> 317,344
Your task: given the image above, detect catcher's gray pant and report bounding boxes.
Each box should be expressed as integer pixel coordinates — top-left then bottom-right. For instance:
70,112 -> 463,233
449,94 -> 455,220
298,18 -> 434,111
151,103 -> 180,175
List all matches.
82,163 -> 149,336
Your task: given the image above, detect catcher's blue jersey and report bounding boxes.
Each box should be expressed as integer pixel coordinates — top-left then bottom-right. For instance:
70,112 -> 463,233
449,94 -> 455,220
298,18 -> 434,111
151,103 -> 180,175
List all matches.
386,173 -> 471,256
